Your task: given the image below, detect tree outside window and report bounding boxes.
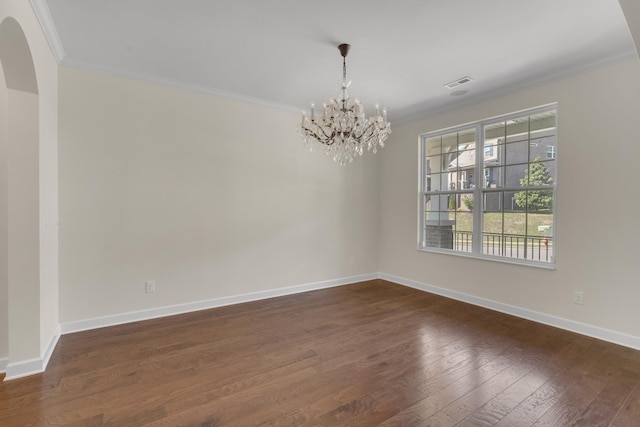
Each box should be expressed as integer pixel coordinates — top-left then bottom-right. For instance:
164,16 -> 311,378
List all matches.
514,158 -> 553,211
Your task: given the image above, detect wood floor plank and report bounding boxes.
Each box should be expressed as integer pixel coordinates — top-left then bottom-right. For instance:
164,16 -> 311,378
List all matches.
456,361 -> 560,426
611,383 -> 640,426
530,349 -> 631,426
421,411 -> 458,426
1,279 -> 639,426
492,342 -> 607,426
571,367 -> 639,427
441,357 -> 540,422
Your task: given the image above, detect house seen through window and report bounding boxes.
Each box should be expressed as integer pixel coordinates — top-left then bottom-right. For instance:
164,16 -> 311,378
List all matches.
419,105 -> 557,266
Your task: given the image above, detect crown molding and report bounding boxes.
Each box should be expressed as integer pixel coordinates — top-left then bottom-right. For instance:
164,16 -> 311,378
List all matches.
59,56 -> 301,114
28,0 -> 65,63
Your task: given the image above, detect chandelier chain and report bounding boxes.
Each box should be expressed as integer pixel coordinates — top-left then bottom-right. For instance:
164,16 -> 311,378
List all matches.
343,56 -> 347,83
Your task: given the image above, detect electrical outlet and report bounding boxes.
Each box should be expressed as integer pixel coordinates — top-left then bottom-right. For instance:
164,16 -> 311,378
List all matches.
573,290 -> 584,305
145,280 -> 156,293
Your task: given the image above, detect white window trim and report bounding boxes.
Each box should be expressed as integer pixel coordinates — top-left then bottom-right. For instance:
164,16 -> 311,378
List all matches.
417,104 -> 557,269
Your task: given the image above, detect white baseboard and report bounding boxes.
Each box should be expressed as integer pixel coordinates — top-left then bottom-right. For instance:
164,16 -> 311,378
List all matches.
381,272 -> 640,351
60,273 -> 379,335
3,327 -> 61,381
4,357 -> 43,381
9,271 -> 637,382
42,326 -> 61,371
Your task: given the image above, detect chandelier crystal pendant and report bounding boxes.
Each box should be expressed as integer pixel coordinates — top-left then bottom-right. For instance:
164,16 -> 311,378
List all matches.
298,44 -> 391,165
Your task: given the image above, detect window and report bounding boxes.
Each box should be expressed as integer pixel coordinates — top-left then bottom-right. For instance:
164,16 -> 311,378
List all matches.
484,144 -> 494,158
419,105 -> 557,266
547,145 -> 556,159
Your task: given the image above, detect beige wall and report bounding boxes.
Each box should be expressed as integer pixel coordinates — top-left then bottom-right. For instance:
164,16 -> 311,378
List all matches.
1,0 -> 59,378
0,62 -> 7,363
379,58 -> 640,340
58,67 -> 379,323
7,89 -> 40,362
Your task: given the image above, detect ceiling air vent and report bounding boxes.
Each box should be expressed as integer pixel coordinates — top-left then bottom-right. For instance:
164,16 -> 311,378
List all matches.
444,76 -> 473,90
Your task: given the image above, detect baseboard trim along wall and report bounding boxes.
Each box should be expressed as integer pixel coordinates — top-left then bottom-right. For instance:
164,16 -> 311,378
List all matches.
4,358 -> 43,381
56,271 -> 639,360
3,328 -> 61,381
5,275 -> 637,381
381,272 -> 640,351
60,273 -> 379,335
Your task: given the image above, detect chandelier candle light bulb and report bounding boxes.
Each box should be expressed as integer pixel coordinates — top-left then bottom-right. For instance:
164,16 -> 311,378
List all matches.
298,43 -> 391,165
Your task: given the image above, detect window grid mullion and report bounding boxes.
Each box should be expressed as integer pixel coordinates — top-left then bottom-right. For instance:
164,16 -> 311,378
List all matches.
419,134 -> 428,248
473,124 -> 483,255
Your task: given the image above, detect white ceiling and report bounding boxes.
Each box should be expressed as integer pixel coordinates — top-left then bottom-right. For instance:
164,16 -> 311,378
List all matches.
40,0 -> 637,122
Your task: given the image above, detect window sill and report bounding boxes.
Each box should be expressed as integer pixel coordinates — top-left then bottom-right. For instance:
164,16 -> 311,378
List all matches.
417,246 -> 557,270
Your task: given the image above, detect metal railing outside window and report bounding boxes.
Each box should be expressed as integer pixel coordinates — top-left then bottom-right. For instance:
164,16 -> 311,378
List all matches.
453,231 -> 553,262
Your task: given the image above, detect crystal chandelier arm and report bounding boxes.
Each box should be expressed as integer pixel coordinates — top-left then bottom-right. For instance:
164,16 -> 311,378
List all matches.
302,122 -> 337,145
350,116 -> 391,148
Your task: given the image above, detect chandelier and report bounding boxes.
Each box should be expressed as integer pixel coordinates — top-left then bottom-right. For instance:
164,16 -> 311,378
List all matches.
298,44 -> 391,165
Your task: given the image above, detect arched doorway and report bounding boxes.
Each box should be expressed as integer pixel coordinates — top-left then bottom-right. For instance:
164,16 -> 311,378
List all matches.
0,16 -> 42,379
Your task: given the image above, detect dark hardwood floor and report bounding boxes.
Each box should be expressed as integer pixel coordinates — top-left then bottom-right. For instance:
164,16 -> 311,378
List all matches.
1,279 -> 639,426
